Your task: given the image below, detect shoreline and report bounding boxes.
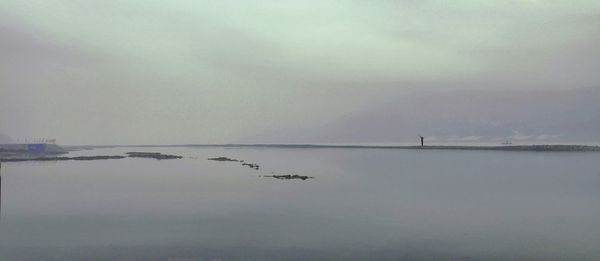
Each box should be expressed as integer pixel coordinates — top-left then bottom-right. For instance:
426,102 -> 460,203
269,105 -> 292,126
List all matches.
68,144 -> 600,152
0,152 -> 183,162
3,144 -> 599,162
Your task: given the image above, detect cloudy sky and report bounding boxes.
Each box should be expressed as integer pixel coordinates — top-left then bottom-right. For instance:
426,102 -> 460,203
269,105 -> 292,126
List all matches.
1,1 -> 599,145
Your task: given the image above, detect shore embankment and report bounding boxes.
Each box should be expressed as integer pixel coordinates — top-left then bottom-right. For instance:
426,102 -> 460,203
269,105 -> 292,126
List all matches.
189,144 -> 600,152
3,144 -> 599,163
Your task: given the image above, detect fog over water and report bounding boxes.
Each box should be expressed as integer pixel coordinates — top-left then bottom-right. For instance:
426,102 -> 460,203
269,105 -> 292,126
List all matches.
1,1 -> 600,145
1,2 -> 600,260
1,147 -> 599,260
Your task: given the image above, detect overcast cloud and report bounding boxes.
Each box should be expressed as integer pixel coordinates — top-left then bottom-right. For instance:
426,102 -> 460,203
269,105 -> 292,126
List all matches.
1,1 -> 599,144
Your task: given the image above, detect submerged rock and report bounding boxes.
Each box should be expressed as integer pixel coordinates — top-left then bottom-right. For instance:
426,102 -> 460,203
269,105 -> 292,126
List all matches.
126,152 -> 183,160
208,156 -> 310,179
242,162 -> 260,170
208,156 -> 259,169
207,157 -> 239,162
263,174 -> 314,180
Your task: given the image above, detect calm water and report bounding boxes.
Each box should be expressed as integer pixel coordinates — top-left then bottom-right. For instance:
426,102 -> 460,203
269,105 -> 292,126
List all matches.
1,147 -> 599,260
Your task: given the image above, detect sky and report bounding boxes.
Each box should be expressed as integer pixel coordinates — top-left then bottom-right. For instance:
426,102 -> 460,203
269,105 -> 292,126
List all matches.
1,1 -> 599,145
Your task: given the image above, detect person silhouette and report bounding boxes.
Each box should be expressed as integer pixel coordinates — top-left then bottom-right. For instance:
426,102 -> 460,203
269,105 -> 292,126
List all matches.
419,136 -> 424,147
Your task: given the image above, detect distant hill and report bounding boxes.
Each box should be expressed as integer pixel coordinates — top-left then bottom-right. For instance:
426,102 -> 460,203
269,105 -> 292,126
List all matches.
243,87 -> 600,144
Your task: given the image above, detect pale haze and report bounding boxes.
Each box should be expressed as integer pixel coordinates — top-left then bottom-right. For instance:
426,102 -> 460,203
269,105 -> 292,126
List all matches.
1,1 -> 600,145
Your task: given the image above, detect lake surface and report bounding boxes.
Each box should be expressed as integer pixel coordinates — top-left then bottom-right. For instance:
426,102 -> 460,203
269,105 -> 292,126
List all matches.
1,147 -> 599,260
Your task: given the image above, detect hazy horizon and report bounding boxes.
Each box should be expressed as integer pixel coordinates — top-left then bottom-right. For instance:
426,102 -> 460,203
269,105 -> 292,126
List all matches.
2,87 -> 599,146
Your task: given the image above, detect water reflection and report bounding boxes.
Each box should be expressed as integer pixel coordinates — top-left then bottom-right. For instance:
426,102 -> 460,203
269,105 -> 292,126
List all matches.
0,147 -> 599,260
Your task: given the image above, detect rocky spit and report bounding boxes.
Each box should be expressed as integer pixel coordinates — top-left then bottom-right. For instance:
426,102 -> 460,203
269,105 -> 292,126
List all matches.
262,174 -> 314,180
208,156 -> 313,180
241,162 -> 260,170
208,157 -> 261,170
1,152 -> 183,162
1,155 -> 126,162
125,152 -> 183,160
207,157 -> 240,162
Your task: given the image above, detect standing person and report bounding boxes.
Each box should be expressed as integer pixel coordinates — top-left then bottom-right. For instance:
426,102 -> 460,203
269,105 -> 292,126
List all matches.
419,136 -> 424,147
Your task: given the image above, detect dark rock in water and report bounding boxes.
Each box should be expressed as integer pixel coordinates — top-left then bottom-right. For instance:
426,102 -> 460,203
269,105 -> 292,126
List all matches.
72,156 -> 127,160
1,155 -> 126,162
126,152 -> 183,160
264,174 -> 313,180
208,156 -> 259,170
2,152 -> 183,162
208,157 -> 239,162
242,162 -> 259,170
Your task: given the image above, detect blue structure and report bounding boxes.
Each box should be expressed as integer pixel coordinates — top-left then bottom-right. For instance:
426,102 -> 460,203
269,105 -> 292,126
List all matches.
27,143 -> 47,153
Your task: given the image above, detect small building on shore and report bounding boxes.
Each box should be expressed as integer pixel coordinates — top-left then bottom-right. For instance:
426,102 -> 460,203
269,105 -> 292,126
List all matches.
0,143 -> 66,154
